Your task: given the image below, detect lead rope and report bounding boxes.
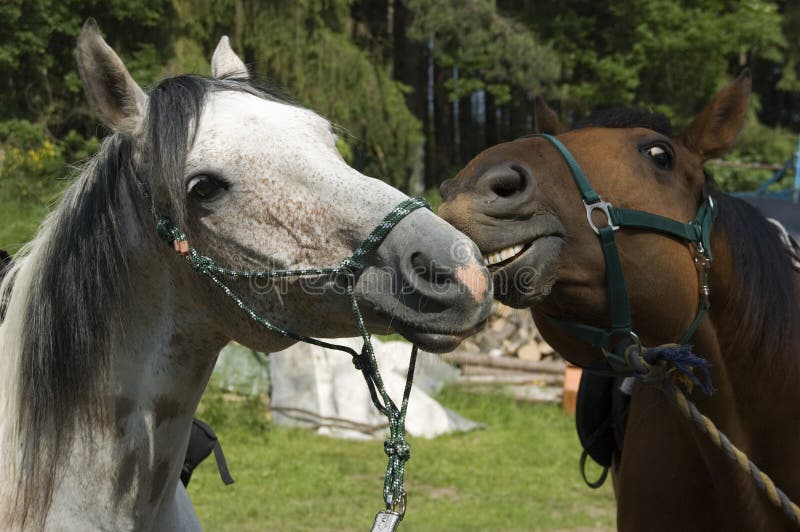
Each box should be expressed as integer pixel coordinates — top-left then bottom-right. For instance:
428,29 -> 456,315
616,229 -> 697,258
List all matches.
627,343 -> 800,527
147,191 -> 429,530
665,381 -> 800,526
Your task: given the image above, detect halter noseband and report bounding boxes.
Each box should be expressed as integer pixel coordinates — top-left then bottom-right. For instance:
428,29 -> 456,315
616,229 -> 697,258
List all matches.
532,134 -> 717,375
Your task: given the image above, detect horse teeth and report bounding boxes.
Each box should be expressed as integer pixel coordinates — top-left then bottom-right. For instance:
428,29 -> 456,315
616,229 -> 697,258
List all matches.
483,244 -> 525,266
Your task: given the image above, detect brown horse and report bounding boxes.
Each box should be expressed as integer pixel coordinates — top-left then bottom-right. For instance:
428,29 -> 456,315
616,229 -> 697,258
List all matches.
439,72 -> 800,530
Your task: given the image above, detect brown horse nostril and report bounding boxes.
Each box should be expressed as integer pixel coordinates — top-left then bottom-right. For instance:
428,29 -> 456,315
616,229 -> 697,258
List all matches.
491,173 -> 523,197
482,164 -> 531,199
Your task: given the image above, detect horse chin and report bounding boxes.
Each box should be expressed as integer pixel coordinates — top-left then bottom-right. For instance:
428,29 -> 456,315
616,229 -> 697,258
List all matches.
354,263 -> 492,353
489,235 -> 563,309
392,322 -> 486,353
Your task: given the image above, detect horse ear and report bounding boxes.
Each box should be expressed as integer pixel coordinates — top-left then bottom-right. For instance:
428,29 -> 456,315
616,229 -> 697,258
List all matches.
211,36 -> 249,80
533,96 -> 567,135
681,70 -> 751,160
76,18 -> 147,136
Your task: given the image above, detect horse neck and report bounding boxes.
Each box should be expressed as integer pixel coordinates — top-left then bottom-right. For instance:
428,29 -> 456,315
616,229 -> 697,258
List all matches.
0,190 -> 229,529
616,225 -> 800,529
85,247 -> 228,529
678,222 -> 800,517
704,224 -> 800,395
78,232 -> 230,529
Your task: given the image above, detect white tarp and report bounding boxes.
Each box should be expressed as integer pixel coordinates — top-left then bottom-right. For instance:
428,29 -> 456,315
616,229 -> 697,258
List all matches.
269,337 -> 481,440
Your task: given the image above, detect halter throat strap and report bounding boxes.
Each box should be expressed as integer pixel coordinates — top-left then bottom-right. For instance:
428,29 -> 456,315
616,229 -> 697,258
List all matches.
532,134 -> 717,373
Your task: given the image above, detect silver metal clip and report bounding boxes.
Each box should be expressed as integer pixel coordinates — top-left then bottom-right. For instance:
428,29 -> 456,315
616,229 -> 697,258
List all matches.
584,200 -> 619,234
371,510 -> 403,532
371,491 -> 406,532
693,242 -> 712,308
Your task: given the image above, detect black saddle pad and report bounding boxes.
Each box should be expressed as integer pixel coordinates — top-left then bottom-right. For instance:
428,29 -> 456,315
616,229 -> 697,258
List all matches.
575,371 -> 631,470
181,418 -> 234,487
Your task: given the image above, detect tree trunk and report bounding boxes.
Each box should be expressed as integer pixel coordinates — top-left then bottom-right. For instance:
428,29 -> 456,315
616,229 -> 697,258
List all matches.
509,87 -> 529,139
433,62 -> 454,186
486,91 -> 498,147
392,4 -> 430,189
459,93 -> 475,164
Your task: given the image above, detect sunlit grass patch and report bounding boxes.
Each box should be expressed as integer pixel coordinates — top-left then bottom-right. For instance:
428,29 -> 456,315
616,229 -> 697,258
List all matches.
190,386 -> 615,531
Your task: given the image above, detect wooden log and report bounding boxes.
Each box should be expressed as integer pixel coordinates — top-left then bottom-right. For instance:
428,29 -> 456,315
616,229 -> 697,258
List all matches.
454,373 -> 564,386
439,351 -> 565,374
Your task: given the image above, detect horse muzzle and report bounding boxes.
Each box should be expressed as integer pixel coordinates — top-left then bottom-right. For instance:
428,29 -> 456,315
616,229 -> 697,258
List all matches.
354,208 -> 493,352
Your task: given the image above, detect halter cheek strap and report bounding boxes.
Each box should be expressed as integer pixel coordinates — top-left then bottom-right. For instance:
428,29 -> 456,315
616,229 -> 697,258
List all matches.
531,134 -> 718,374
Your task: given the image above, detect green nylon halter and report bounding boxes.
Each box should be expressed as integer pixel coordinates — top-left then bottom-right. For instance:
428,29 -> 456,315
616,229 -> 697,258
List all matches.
532,134 -> 717,374
148,189 -> 430,519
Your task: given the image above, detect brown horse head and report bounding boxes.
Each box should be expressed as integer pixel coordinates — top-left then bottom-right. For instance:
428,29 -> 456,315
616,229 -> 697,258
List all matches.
440,72 -> 751,366
442,71 -> 800,529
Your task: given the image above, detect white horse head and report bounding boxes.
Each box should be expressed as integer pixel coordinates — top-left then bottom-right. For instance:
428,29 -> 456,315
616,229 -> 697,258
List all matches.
0,19 -> 491,530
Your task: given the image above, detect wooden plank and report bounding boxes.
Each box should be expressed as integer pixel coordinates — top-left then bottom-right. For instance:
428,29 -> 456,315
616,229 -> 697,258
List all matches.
440,351 -> 565,374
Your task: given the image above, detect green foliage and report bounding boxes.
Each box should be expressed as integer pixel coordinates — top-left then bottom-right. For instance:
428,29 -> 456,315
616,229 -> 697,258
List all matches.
0,119 -> 100,252
2,0 -> 799,250
170,0 -> 423,190
516,0 -> 787,124
408,0 -> 560,103
0,120 -> 65,202
0,0 -> 175,133
709,116 -> 797,192
196,387 -> 270,435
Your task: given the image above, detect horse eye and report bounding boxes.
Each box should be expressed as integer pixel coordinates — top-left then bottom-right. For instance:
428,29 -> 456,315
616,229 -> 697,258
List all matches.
642,143 -> 673,170
187,174 -> 227,201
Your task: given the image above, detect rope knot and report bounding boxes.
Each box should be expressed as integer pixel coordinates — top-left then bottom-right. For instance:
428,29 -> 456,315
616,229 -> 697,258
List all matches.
340,257 -> 363,273
190,254 -> 215,273
384,439 -> 411,461
157,217 -> 176,244
639,343 -> 715,396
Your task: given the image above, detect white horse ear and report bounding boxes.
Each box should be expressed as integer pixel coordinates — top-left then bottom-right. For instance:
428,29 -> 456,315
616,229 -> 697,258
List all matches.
76,18 -> 148,136
211,36 -> 249,80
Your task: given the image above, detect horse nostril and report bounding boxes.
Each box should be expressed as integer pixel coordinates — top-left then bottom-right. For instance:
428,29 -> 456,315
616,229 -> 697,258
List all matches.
487,166 -> 527,198
409,251 -> 452,288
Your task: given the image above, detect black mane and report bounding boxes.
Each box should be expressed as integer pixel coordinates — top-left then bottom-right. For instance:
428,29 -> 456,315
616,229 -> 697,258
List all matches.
575,108 -> 673,136
12,73 -> 286,523
708,189 -> 798,361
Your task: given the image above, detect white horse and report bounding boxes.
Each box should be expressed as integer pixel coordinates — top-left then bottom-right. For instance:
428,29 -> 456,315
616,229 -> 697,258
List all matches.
0,19 -> 491,530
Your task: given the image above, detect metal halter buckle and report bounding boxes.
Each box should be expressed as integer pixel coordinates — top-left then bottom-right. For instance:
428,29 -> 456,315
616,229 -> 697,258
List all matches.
584,200 -> 619,234
602,331 -> 644,373
693,242 -> 712,308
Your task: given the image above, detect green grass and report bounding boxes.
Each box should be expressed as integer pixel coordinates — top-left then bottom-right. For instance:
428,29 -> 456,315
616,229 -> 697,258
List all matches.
189,387 -> 615,531
0,190 -> 53,255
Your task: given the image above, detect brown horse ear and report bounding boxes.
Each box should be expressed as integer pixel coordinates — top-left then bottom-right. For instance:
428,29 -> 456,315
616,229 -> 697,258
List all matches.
681,70 -> 751,160
533,96 -> 567,135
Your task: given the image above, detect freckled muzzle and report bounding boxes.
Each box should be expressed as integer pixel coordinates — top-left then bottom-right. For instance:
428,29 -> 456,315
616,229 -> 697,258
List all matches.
354,208 -> 493,352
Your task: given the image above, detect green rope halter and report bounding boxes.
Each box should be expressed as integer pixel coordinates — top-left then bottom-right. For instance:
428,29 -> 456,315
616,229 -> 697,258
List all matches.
152,193 -> 430,524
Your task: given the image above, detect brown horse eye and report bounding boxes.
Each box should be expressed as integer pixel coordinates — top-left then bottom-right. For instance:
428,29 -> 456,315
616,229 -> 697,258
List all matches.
642,144 -> 673,170
187,174 -> 227,201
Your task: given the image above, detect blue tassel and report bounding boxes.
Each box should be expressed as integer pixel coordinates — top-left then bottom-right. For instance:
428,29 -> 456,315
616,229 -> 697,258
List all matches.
643,344 -> 715,396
